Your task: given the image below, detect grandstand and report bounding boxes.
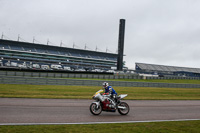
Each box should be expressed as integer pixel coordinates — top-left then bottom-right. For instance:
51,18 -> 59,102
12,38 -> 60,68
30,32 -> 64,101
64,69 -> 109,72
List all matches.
135,63 -> 200,77
0,39 -> 118,72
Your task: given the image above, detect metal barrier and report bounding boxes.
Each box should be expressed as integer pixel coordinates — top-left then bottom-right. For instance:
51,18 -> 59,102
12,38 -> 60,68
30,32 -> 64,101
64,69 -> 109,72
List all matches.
0,76 -> 200,88
0,70 -> 142,80
1,70 -> 200,80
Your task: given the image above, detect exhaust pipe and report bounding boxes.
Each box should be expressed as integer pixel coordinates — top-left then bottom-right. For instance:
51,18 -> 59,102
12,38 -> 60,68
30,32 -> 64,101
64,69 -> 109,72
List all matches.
117,106 -> 126,109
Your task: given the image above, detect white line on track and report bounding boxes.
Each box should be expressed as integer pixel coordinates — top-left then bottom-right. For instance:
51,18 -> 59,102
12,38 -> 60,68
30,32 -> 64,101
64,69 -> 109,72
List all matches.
0,119 -> 200,126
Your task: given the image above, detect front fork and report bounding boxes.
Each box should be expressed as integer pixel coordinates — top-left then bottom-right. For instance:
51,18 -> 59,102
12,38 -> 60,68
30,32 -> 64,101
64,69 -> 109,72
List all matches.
92,101 -> 100,109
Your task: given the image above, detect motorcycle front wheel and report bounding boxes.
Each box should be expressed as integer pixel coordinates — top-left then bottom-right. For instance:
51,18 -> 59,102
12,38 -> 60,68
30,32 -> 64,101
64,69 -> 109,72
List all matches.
90,103 -> 102,115
118,102 -> 130,115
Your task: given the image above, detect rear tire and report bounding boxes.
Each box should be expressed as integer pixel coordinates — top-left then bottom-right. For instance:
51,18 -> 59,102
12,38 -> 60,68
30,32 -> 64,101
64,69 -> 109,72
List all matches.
118,102 -> 130,115
90,103 -> 102,115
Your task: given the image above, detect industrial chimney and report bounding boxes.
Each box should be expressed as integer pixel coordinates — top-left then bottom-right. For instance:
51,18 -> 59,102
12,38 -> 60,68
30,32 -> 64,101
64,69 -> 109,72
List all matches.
117,19 -> 125,71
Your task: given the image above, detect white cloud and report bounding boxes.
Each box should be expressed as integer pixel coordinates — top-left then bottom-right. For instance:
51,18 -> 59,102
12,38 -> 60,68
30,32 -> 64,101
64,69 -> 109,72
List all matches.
1,0 -> 200,69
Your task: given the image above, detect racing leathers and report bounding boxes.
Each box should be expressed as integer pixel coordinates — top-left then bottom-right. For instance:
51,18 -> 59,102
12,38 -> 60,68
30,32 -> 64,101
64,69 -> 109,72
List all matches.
104,86 -> 117,95
104,86 -> 118,104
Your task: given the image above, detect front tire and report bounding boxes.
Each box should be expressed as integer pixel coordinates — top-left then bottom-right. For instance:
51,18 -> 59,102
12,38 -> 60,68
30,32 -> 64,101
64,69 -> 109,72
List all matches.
90,103 -> 102,115
118,102 -> 130,115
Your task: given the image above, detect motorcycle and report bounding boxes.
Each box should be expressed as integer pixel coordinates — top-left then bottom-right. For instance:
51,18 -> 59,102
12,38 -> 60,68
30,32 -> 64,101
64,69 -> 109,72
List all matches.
90,89 -> 130,115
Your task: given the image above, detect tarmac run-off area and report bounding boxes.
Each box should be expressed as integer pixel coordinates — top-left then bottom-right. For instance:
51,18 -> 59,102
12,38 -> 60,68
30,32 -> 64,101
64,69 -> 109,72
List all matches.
0,98 -> 200,125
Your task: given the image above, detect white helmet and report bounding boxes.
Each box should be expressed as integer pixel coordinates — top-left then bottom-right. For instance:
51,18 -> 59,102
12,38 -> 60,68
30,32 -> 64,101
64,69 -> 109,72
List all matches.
102,82 -> 109,88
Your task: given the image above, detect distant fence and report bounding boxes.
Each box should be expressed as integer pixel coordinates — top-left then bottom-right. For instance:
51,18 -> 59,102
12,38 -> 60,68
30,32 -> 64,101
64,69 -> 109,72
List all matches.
0,76 -> 200,88
0,70 -> 200,80
0,70 -> 142,79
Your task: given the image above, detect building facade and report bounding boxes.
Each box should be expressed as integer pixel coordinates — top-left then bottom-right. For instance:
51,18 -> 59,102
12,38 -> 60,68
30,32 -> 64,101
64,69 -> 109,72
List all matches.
0,39 -> 118,72
135,62 -> 200,77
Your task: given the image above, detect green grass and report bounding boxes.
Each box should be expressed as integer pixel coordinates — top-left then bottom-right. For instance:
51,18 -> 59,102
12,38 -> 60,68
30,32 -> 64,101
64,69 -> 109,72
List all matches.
0,84 -> 200,132
116,78 -> 200,84
59,77 -> 200,84
0,84 -> 200,99
0,120 -> 200,133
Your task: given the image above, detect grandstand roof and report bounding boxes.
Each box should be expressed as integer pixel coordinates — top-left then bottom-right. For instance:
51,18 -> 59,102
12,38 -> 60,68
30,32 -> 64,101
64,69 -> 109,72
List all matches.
0,39 -> 118,70
0,39 -> 117,58
136,63 -> 200,73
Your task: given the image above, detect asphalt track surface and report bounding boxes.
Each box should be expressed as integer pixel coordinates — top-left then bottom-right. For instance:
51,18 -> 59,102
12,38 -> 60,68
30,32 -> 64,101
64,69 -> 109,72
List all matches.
0,98 -> 200,124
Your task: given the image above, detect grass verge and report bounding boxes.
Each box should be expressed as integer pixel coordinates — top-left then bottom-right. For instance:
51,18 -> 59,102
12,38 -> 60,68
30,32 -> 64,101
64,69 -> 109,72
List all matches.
57,77 -> 200,84
0,120 -> 200,133
0,84 -> 200,99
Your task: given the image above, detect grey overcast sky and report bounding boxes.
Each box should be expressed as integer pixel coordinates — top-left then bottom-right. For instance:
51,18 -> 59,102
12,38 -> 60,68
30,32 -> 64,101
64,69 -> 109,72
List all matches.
1,0 -> 200,69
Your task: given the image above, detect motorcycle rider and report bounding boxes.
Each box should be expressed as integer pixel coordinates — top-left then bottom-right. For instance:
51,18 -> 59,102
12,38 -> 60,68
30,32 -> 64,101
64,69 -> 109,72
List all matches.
102,82 -> 117,102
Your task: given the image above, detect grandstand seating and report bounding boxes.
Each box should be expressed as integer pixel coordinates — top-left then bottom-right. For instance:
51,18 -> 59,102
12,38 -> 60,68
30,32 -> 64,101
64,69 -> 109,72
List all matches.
0,39 -> 118,71
0,42 -> 117,61
135,63 -> 200,77
0,44 -> 10,49
23,47 -> 37,52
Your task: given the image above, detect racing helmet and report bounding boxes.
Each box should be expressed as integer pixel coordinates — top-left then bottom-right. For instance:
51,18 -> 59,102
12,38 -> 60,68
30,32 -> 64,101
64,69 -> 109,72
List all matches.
102,82 -> 109,88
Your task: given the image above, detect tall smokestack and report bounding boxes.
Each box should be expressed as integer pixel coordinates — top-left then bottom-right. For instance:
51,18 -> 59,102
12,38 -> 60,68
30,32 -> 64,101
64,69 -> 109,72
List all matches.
117,19 -> 125,71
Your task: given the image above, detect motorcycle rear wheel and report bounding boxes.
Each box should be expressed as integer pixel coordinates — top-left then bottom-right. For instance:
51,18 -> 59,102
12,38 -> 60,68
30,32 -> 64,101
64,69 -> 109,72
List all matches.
90,103 -> 102,115
118,102 -> 130,115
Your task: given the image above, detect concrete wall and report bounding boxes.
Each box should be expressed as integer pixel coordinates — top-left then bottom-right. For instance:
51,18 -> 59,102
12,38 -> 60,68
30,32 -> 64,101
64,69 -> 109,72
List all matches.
1,70 -> 200,80
0,71 -> 200,88
0,76 -> 200,88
